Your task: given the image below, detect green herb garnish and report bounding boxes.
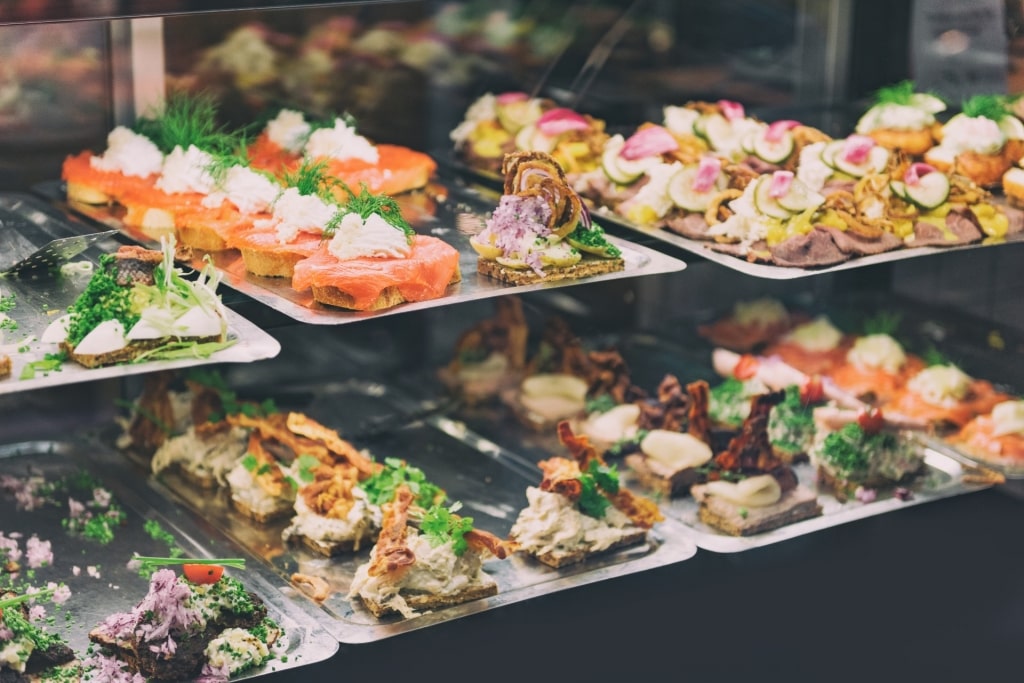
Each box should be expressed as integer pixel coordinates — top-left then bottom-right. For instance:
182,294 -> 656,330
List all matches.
862,310 -> 903,336
566,222 -> 621,258
419,501 -> 474,556
134,90 -> 238,156
359,457 -> 445,508
19,353 -> 65,380
330,181 -> 413,239
130,339 -> 237,363
585,394 -> 618,415
284,454 -> 321,490
130,555 -> 246,571
282,158 -> 334,199
873,80 -> 942,107
922,345 -> 950,367
961,94 -> 1009,121
819,422 -> 898,477
575,460 -> 620,519
0,291 -> 15,313
65,254 -> 138,347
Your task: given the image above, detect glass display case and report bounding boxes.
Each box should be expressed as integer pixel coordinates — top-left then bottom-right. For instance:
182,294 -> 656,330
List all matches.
1,1 -> 1022,681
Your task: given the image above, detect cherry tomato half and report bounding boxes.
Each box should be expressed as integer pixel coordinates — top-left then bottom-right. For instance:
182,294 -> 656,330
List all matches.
733,354 -> 760,380
183,564 -> 224,585
800,376 -> 825,405
857,407 -> 885,435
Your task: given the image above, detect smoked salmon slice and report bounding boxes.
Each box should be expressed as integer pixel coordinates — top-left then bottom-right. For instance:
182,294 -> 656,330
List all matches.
292,235 -> 460,310
827,354 -> 926,404
62,151 -> 159,202
887,379 -> 1010,429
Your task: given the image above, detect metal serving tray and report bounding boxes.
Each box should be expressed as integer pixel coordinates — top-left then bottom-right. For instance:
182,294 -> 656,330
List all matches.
137,379 -> 698,644
51,179 -> 687,325
0,439 -> 338,680
0,194 -> 281,395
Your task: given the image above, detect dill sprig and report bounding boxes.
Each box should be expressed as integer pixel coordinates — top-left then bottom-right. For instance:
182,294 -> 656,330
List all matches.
332,181 -> 413,238
873,80 -> 918,105
961,94 -> 1009,121
134,91 -> 238,156
130,555 -> 246,571
863,310 -> 903,336
308,111 -> 359,134
204,134 -> 256,186
281,158 -> 335,199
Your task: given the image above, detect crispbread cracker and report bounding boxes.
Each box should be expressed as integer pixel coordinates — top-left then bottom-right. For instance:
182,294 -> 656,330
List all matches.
477,256 -> 624,285
310,265 -> 462,311
531,528 -> 648,568
691,484 -> 822,536
358,580 -> 498,618
239,247 -> 305,278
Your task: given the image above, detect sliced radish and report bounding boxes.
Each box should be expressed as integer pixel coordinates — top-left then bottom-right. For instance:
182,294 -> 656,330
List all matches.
718,100 -> 745,121
765,119 -> 800,143
537,108 -> 590,137
621,125 -> 679,161
840,135 -> 875,165
767,170 -> 794,199
497,91 -> 529,105
905,162 -> 938,186
692,155 -> 722,192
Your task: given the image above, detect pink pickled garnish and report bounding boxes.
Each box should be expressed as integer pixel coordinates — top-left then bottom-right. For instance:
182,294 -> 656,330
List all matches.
854,486 -> 877,503
620,125 -> 679,161
692,155 -> 722,192
579,194 -> 593,230
841,134 -> 875,164
536,108 -> 590,136
765,119 -> 800,143
718,100 -> 745,121
904,162 -> 937,186
768,170 -> 794,198
496,92 -> 529,105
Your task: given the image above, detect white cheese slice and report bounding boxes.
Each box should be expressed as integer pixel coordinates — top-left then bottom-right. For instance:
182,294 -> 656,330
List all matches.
640,430 -> 712,470
73,319 -> 127,355
703,474 -> 782,507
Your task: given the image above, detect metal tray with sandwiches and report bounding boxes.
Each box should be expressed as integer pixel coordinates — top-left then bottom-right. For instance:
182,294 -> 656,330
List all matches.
0,439 -> 338,682
42,176 -> 687,325
0,193 -> 281,395
119,379 -> 698,644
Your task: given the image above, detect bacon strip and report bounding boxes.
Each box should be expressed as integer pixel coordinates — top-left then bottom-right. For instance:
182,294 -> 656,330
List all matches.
286,412 -> 381,477
228,413 -> 331,463
300,463 -> 362,519
714,392 -> 785,473
367,485 -> 416,578
465,528 -> 510,559
686,379 -> 712,445
246,432 -> 288,497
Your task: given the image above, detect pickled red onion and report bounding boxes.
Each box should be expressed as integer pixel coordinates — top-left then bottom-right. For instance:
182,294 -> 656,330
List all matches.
718,100 -> 745,121
692,155 -> 722,192
841,134 -> 875,164
768,170 -> 794,198
537,108 -> 590,136
765,119 -> 800,143
620,125 -> 679,161
497,92 -> 530,105
904,162 -> 937,186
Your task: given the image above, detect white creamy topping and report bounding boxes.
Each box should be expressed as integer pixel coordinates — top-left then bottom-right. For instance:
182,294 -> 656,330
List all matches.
73,319 -> 127,355
705,179 -> 773,246
327,212 -> 412,260
580,404 -> 641,446
281,489 -> 381,547
796,141 -> 832,191
202,165 -> 280,214
731,297 -> 788,327
456,352 -> 509,383
259,187 -> 338,243
640,430 -> 713,471
90,125 -> 163,177
936,114 -> 1006,155
156,144 -> 217,195
266,109 -> 311,154
204,628 -> 269,674
304,118 -> 379,163
509,486 -> 636,558
519,373 -> 588,421
782,315 -> 842,352
906,364 -> 971,407
846,333 -> 907,374
662,105 -> 700,136
451,93 -> 498,145
631,161 -> 683,219
224,458 -> 295,516
702,474 -> 782,507
151,425 -> 249,486
991,400 -> 1024,437
855,103 -> 935,133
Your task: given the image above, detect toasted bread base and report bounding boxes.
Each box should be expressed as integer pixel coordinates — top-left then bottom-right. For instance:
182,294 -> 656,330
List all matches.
61,334 -> 223,369
230,496 -> 293,525
624,453 -> 702,498
310,265 -> 462,311
478,256 -> 625,285
358,580 -> 498,618
240,247 -> 305,278
66,181 -> 114,205
0,354 -> 10,379
286,530 -> 374,557
177,223 -> 230,252
692,484 -> 822,536
530,528 -> 649,568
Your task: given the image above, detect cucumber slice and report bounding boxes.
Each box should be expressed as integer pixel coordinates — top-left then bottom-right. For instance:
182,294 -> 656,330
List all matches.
667,166 -> 725,212
497,100 -> 538,133
601,143 -> 643,185
703,114 -> 739,153
999,115 -> 1024,140
752,176 -> 793,219
775,178 -> 825,213
515,123 -> 555,153
903,172 -> 950,210
889,180 -> 909,200
693,114 -> 709,140
741,129 -> 758,155
833,145 -> 890,178
752,131 -> 795,164
820,140 -> 845,170
514,123 -> 536,150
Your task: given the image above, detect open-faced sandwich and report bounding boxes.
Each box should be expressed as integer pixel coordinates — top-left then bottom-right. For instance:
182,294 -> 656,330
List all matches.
450,92 -> 553,175
796,133 -> 893,198
471,151 -> 624,285
690,391 -> 823,536
0,588 -> 78,683
290,181 -> 462,311
696,297 -> 802,352
825,332 -> 926,405
760,315 -> 851,377
89,560 -> 281,682
347,484 -> 511,618
662,99 -> 763,163
437,295 -> 529,405
509,421 -> 664,568
886,362 -> 1011,431
48,238 -> 231,369
946,398 -> 1024,472
924,94 -> 1024,188
810,406 -> 925,502
854,80 -> 946,156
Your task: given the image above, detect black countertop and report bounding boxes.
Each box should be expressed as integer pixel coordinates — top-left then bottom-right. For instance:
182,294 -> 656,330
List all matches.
280,486 -> 1021,683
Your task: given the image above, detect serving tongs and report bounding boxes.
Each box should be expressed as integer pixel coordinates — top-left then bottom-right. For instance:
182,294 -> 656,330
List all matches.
0,198 -> 117,278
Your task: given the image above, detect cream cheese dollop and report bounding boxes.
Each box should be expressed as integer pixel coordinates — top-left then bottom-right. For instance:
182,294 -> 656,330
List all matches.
204,628 -> 270,674
906,364 -> 971,407
260,187 -> 338,243
702,474 -> 782,507
90,126 -> 163,177
846,333 -> 907,374
304,118 -> 379,163
155,144 -> 217,195
327,212 -> 412,260
990,400 -> 1024,437
202,165 -> 280,214
782,316 -> 843,352
936,114 -> 1008,156
856,104 -> 936,133
266,108 -> 311,154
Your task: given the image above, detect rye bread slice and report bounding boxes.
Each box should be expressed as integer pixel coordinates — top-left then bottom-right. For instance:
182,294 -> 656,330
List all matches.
286,529 -> 376,557
310,265 -> 462,311
62,334 -> 223,369
230,495 -> 293,525
530,527 -> 649,569
624,453 -> 703,498
691,484 -> 822,536
478,256 -> 624,286
358,579 -> 498,618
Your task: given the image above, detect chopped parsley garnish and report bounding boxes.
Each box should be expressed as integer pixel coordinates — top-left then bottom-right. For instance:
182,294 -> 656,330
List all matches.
585,394 -> 618,415
284,454 -> 320,490
862,310 -> 902,336
709,377 -> 753,428
420,501 -> 474,556
359,457 -> 445,508
64,254 -> 138,347
820,422 -> 898,477
134,90 -> 238,156
0,291 -> 15,313
575,460 -> 620,519
566,222 -> 621,258
768,385 -> 817,455
331,181 -> 413,238
961,94 -> 1010,121
922,345 -> 950,367
19,353 -> 65,380
873,79 -> 941,107
143,519 -> 180,554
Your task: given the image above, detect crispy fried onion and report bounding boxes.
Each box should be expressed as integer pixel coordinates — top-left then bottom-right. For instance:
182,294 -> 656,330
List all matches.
948,174 -> 989,204
300,463 -> 362,518
723,163 -> 759,191
686,379 -> 713,446
291,573 -> 331,603
503,150 -> 583,238
705,188 -> 742,226
714,391 -> 786,473
367,485 -> 417,579
637,374 -> 690,433
793,125 -> 831,146
824,188 -> 888,238
246,432 -> 289,498
286,412 -> 380,477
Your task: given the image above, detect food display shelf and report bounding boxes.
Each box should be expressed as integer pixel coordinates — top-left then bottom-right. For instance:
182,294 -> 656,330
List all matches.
0,193 -> 282,395
39,178 -> 688,325
0,439 -> 339,681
